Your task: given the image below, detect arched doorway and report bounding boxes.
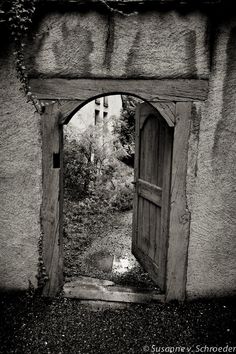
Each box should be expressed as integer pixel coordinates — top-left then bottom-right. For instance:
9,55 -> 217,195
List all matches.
62,95 -> 173,301
36,79 -> 194,301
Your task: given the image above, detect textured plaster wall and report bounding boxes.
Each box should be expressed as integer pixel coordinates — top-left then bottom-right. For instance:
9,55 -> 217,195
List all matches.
0,43 -> 42,291
25,10 -> 209,79
186,18 -> 236,298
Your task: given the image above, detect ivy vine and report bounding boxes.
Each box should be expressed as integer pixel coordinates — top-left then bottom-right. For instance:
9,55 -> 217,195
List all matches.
0,0 -> 43,112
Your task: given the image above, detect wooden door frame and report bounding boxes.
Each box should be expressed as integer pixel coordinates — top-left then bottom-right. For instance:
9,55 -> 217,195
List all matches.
33,78 -> 208,301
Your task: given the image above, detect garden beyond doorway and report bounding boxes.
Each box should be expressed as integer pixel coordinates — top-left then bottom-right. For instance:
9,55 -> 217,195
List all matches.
62,95 -> 160,300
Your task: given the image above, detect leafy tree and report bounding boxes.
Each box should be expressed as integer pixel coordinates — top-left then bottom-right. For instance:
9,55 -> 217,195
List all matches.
113,95 -> 141,167
63,133 -> 97,200
64,123 -> 122,201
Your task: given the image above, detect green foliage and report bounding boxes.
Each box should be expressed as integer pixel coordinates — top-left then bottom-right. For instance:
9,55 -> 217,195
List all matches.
63,123 -> 134,252
110,183 -> 134,211
64,135 -> 97,200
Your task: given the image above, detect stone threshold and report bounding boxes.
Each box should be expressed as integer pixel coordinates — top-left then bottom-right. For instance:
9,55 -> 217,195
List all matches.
63,276 -> 165,304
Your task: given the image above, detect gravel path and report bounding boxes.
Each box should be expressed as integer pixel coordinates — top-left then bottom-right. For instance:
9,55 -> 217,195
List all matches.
0,293 -> 235,354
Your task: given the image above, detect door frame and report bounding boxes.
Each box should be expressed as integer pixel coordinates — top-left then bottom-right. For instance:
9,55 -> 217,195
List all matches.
33,78 -> 208,301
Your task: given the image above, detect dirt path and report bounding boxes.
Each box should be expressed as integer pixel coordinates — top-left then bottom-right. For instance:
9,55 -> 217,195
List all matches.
65,210 -> 158,290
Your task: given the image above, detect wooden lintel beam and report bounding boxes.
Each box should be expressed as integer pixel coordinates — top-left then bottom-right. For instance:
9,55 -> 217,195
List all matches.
30,78 -> 208,104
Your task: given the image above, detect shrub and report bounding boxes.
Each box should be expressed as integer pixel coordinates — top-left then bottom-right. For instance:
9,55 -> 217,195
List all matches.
64,121 -> 134,212
113,95 -> 141,167
110,183 -> 134,212
64,136 -> 97,200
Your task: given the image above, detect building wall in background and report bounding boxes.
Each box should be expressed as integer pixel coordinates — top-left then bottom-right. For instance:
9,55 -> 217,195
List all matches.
67,95 -> 122,150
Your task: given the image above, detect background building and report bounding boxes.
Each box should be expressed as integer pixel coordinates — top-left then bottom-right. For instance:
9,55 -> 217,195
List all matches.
66,95 -> 123,154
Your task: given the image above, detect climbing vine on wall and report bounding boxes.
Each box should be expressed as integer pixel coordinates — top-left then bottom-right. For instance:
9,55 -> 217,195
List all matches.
0,0 -> 42,112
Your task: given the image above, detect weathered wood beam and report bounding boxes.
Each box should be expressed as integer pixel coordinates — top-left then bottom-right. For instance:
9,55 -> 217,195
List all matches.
166,102 -> 192,302
30,78 -> 209,104
151,101 -> 175,127
41,103 -> 64,296
56,100 -> 84,125
138,179 -> 162,208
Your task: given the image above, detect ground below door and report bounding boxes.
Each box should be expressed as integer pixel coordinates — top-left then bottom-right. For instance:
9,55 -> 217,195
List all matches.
64,210 -> 160,291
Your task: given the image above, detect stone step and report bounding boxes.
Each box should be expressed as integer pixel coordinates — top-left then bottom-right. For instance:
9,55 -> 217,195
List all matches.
63,276 -> 164,304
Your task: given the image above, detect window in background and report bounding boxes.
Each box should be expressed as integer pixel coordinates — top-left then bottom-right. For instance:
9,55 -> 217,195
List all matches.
95,109 -> 100,125
103,96 -> 108,108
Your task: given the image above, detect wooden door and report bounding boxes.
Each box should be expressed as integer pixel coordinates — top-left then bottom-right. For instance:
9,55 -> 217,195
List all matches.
41,103 -> 64,296
132,102 -> 173,291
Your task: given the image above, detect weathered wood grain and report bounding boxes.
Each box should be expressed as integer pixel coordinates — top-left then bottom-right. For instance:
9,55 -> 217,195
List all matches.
151,102 -> 176,127
132,103 -> 173,292
132,245 -> 161,286
138,179 -> 162,207
30,79 -> 208,102
58,100 -> 84,125
158,124 -> 173,291
41,103 -> 64,296
132,104 -> 141,251
166,102 -> 191,301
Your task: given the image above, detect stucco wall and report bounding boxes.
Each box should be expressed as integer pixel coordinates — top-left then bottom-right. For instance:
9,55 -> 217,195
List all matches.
0,43 -> 41,291
186,17 -> 236,298
26,10 -> 209,79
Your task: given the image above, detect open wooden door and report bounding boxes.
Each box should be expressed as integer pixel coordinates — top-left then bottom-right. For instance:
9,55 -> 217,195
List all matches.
132,102 -> 173,292
41,103 -> 64,296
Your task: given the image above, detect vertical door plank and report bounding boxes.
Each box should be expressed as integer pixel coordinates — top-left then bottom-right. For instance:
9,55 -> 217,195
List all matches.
149,203 -> 157,260
148,117 -> 160,261
153,207 -> 161,264
157,123 -> 165,188
132,105 -> 141,250
137,197 -> 144,249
